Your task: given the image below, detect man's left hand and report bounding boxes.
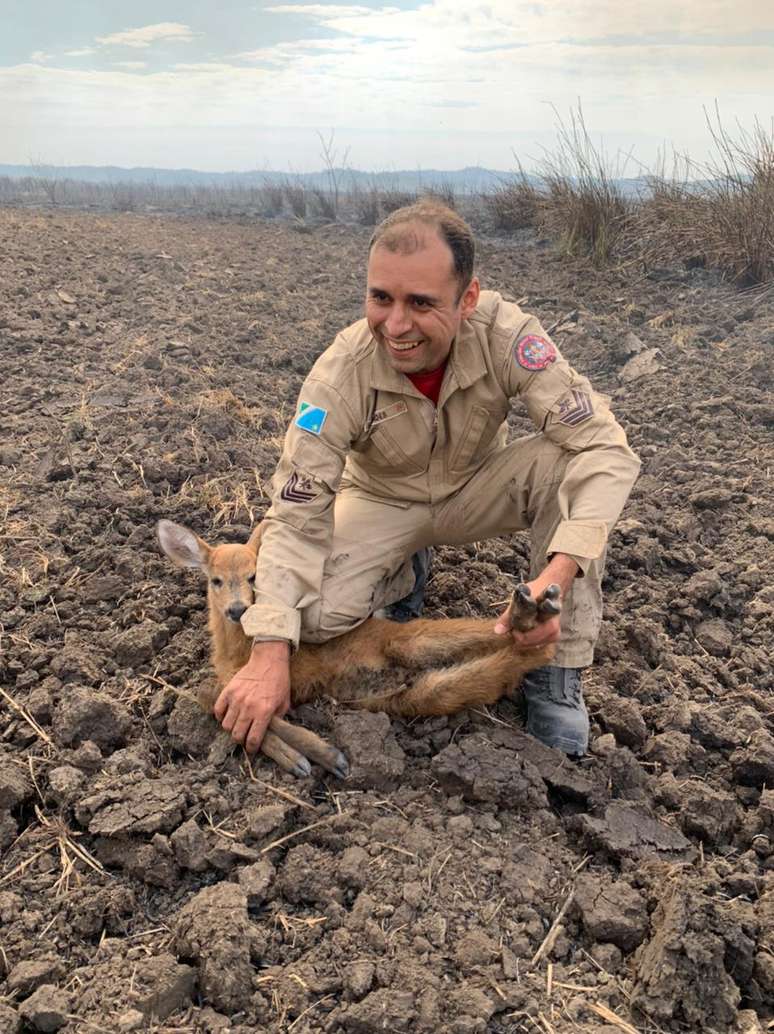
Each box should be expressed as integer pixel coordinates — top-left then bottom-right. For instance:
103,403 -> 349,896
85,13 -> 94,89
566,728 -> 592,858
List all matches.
493,553 -> 580,647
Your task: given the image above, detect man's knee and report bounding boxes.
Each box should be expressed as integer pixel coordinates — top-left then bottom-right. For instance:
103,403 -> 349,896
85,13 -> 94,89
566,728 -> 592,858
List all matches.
299,603 -> 366,645
299,560 -> 416,644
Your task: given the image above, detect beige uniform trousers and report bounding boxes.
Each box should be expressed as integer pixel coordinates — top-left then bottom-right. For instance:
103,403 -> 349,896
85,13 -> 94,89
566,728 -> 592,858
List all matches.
300,433 -> 605,669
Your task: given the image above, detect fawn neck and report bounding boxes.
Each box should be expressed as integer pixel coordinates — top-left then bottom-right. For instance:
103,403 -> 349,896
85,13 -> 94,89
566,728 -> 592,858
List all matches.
209,603 -> 252,687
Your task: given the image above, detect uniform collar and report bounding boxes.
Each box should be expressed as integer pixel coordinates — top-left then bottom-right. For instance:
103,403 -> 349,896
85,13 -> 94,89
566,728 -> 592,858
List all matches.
369,312 -> 489,399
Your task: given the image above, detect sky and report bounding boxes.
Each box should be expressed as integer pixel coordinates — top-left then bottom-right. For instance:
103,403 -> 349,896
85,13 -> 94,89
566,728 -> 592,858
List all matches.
1,0 -> 772,174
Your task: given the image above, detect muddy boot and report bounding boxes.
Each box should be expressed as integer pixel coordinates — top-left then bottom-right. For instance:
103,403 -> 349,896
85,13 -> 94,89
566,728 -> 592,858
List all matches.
521,666 -> 588,757
380,548 -> 431,623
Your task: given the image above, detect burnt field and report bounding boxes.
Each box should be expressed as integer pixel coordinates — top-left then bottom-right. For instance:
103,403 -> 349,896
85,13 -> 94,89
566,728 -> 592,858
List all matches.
0,207 -> 773,1033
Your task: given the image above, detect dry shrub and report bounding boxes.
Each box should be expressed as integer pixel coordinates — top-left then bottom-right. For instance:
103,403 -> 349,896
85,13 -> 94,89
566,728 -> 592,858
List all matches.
380,189 -> 416,214
644,110 -> 774,285
310,188 -> 337,221
261,180 -> 285,217
282,179 -> 307,219
538,104 -> 632,265
422,181 -> 457,210
350,181 -> 381,225
485,170 -> 541,231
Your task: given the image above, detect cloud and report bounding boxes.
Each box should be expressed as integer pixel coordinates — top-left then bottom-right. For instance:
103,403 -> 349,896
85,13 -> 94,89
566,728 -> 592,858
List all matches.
64,49 -> 97,57
30,51 -> 52,63
95,23 -> 197,49
265,4 -> 398,16
113,61 -> 148,70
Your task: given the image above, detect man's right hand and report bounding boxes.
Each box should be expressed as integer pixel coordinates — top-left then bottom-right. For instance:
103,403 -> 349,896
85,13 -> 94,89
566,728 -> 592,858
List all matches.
213,640 -> 291,754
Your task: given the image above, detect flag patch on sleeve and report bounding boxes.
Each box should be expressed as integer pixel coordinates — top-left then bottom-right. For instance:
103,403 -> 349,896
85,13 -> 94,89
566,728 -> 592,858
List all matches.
295,402 -> 328,435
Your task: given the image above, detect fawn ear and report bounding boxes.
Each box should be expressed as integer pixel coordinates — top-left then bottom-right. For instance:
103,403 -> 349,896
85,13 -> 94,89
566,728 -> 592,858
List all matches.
247,522 -> 264,554
157,519 -> 211,570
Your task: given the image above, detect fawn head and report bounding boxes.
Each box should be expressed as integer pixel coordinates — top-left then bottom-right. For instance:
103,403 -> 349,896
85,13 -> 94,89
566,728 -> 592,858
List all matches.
157,519 -> 263,625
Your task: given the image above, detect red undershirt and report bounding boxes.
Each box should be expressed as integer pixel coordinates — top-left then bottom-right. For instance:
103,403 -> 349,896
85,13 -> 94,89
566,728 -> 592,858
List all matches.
406,360 -> 447,405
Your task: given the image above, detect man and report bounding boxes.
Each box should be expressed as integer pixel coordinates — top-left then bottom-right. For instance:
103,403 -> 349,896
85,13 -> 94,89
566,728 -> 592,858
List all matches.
214,201 -> 640,757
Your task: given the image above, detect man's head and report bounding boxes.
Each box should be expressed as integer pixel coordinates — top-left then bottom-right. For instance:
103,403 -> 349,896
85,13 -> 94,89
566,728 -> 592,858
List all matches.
366,200 -> 480,374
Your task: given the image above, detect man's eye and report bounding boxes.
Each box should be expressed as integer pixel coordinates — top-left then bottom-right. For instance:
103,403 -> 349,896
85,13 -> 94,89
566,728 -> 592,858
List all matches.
413,298 -> 431,308
210,577 -> 223,588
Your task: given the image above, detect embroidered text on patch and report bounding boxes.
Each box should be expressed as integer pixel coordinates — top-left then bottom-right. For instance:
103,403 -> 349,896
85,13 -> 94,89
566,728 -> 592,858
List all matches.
516,335 -> 557,371
371,400 -> 408,426
557,389 -> 594,426
280,471 -> 320,503
295,401 -> 328,435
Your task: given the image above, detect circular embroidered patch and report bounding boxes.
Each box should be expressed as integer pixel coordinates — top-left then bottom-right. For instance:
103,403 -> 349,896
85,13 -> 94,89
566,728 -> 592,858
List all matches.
516,335 -> 557,371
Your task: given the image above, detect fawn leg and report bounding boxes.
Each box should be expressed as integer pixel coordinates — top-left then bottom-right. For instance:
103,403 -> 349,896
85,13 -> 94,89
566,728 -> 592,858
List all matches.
259,730 -> 312,778
383,617 -> 504,666
269,717 -> 349,780
373,642 -> 556,718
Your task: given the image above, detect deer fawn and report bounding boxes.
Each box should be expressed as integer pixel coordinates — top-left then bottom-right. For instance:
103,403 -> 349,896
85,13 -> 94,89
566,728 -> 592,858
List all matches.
157,519 -> 560,778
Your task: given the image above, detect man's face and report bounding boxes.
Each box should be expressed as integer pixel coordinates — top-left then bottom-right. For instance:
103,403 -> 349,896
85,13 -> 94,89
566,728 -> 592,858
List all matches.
366,227 -> 480,375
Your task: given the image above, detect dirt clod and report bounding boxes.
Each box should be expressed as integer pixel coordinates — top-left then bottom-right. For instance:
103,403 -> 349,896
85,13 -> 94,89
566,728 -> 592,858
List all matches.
17,985 -> 70,1032
173,882 -> 260,1013
333,711 -> 406,790
53,686 -> 132,751
632,880 -> 742,1028
572,801 -> 695,861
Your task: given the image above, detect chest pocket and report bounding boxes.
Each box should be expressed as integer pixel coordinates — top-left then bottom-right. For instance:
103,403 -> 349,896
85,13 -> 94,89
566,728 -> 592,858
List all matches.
448,405 -> 501,473
359,422 -> 428,475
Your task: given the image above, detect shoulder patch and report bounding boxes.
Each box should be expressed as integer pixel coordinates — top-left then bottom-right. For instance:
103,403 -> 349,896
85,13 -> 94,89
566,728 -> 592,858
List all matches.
515,335 -> 557,371
557,389 -> 594,426
295,401 -> 328,435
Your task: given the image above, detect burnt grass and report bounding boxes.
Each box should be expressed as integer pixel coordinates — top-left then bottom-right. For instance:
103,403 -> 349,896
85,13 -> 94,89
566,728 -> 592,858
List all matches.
0,207 -> 773,1034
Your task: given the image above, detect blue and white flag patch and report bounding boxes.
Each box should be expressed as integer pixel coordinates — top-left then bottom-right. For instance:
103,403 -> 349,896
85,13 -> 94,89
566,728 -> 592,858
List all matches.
295,401 -> 328,435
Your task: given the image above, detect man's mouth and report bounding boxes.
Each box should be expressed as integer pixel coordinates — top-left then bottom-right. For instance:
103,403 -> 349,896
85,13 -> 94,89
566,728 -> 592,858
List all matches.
386,337 -> 422,353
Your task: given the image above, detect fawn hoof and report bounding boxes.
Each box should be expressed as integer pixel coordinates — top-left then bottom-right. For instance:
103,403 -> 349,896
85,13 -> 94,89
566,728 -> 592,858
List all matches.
332,751 -> 350,780
292,756 -> 313,778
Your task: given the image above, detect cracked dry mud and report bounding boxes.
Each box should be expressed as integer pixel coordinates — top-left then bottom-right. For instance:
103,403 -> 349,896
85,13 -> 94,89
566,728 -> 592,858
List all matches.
0,207 -> 772,1033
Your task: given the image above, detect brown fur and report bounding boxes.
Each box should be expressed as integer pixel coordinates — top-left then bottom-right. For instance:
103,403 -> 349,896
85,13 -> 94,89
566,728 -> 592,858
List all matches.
157,519 -> 554,773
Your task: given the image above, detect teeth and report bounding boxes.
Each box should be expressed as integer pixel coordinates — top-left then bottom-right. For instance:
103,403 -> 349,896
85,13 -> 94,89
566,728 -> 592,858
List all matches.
388,338 -> 421,352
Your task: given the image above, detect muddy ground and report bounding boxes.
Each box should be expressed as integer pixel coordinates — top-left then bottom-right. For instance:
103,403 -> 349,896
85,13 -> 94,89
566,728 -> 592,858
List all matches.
0,207 -> 772,1034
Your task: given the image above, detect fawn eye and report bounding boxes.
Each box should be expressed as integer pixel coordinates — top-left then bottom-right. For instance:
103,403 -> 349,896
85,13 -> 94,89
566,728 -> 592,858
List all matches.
210,576 -> 223,588
247,574 -> 256,584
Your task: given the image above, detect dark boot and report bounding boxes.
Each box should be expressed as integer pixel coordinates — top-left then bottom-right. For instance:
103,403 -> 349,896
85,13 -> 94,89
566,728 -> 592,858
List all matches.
521,666 -> 589,756
382,548 -> 431,623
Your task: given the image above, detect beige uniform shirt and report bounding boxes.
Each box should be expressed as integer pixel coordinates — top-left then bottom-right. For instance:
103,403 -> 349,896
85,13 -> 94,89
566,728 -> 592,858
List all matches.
242,291 -> 640,648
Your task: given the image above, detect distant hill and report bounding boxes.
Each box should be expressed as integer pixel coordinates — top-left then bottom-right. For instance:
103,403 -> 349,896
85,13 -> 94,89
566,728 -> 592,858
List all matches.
0,162 -> 652,197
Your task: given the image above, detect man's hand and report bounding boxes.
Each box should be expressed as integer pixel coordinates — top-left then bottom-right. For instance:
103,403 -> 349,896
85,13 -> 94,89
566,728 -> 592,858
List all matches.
493,553 -> 580,648
213,640 -> 291,754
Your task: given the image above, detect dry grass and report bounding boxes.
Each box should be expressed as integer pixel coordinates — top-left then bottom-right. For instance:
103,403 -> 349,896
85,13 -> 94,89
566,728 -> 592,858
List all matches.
536,103 -> 633,266
485,169 -> 541,231
641,108 -> 774,285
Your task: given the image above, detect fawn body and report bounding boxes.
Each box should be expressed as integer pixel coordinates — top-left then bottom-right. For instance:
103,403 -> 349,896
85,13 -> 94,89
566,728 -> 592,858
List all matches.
157,519 -> 557,776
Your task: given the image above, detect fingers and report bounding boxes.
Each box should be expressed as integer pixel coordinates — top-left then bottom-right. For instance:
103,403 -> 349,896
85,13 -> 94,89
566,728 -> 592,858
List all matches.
213,684 -> 229,721
509,614 -> 562,648
212,668 -> 290,754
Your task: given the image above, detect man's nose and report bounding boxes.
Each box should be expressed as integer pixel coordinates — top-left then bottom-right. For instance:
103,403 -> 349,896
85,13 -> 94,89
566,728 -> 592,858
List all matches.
226,603 -> 248,623
383,303 -> 412,338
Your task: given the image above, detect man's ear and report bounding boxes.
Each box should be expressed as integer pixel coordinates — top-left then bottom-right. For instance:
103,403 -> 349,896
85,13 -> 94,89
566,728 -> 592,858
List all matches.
459,276 -> 480,319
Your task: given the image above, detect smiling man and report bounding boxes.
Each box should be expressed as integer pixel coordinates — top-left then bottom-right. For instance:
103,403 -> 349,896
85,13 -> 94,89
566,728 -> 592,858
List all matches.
214,201 -> 640,758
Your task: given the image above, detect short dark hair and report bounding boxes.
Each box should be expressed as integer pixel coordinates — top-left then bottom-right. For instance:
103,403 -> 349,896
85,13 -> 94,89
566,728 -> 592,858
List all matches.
369,200 -> 475,297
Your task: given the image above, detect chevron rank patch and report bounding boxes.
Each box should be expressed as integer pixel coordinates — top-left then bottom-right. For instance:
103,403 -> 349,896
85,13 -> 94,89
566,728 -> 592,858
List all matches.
515,334 -> 557,371
295,401 -> 328,435
557,388 -> 594,427
280,471 -> 320,503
